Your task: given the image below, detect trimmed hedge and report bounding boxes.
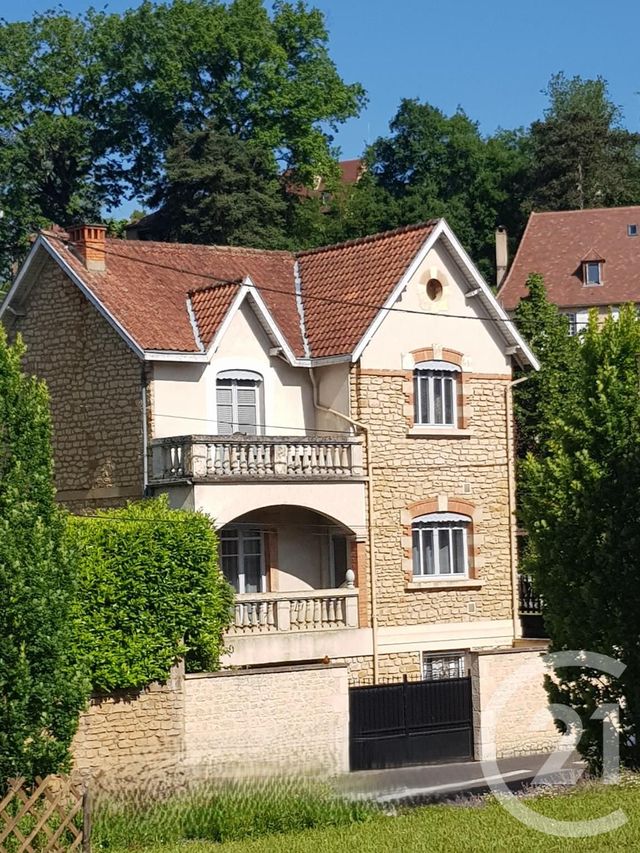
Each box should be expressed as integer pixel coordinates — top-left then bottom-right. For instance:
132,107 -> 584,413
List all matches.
67,496 -> 234,693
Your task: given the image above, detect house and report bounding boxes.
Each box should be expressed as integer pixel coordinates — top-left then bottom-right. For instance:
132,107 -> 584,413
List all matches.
1,220 -> 539,690
497,207 -> 640,331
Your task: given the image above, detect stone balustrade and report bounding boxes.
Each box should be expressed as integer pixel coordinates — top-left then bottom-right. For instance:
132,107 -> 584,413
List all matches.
150,435 -> 364,481
228,583 -> 359,636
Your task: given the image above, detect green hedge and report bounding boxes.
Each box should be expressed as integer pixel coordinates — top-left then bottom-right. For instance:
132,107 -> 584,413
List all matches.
67,496 -> 234,693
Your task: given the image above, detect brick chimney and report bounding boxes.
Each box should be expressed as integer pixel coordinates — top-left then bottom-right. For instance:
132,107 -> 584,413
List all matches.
67,223 -> 106,272
495,225 -> 508,289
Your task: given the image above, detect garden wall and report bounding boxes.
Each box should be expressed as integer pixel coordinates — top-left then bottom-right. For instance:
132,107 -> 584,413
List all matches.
472,645 -> 560,759
72,662 -> 349,780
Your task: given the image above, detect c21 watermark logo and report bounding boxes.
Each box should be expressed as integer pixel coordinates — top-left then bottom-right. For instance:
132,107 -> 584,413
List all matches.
481,650 -> 627,837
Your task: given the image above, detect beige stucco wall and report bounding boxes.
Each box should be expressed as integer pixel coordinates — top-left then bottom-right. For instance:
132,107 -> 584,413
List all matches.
7,256 -> 144,511
473,647 -> 559,759
360,244 -> 511,373
152,302 -> 315,438
191,480 -> 367,533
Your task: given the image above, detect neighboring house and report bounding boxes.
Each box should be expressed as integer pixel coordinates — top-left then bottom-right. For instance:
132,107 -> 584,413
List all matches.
1,220 -> 538,686
497,207 -> 640,332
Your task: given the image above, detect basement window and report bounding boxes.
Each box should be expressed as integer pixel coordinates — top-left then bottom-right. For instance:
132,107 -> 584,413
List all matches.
628,224 -> 638,237
422,652 -> 466,681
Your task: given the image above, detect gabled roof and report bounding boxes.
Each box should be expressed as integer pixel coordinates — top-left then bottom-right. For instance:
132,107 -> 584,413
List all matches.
297,222 -> 436,358
498,207 -> 640,311
2,220 -> 538,369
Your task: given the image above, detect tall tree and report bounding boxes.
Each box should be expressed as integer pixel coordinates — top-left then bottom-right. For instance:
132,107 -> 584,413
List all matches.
338,99 -> 527,279
0,329 -> 87,782
528,73 -> 640,211
0,0 -> 365,278
146,125 -> 288,248
521,306 -> 640,772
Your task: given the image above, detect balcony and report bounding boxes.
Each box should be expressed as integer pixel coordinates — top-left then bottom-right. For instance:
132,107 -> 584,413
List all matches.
150,435 -> 364,483
229,582 -> 359,636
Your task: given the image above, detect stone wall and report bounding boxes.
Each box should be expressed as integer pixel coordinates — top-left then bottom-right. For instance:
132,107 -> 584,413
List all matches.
351,368 -> 515,633
472,646 -> 559,759
73,665 -> 185,774
184,664 -> 349,776
72,663 -> 350,780
10,257 -> 144,511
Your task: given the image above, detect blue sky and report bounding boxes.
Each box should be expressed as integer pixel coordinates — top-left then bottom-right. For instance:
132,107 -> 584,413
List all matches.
5,0 -> 640,211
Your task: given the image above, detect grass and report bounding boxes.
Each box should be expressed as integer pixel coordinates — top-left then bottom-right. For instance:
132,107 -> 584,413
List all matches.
94,776 -> 640,852
92,778 -> 377,849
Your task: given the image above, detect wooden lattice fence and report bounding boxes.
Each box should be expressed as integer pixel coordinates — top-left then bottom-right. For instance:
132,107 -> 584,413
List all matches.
0,776 -> 89,853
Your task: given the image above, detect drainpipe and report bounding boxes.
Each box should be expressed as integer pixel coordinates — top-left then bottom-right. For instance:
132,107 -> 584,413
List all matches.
309,368 -> 380,683
506,374 -> 529,642
141,367 -> 149,497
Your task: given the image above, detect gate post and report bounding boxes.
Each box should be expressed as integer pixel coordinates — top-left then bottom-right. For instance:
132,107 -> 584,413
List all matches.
82,780 -> 92,853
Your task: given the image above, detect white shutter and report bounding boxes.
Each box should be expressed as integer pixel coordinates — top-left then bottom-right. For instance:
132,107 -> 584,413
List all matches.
216,383 -> 234,434
236,383 -> 258,434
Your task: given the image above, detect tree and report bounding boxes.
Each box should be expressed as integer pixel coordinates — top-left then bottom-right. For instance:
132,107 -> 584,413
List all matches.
338,99 -> 528,279
512,273 -> 579,464
67,496 -> 234,693
0,0 -> 365,278
145,125 -> 289,248
527,73 -> 640,211
521,306 -> 640,772
0,329 -> 88,782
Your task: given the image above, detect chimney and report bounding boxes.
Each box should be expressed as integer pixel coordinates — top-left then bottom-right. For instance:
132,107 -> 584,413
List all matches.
67,223 -> 106,272
495,225 -> 508,289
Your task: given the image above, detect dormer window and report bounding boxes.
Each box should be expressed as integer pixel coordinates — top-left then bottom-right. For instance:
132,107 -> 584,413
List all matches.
583,261 -> 602,286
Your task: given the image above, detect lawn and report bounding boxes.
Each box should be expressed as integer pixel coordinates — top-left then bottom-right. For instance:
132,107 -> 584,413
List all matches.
100,779 -> 640,853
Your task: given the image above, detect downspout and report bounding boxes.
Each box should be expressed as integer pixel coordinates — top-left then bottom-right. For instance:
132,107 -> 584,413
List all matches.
506,373 -> 529,642
309,367 -> 380,683
142,367 -> 149,497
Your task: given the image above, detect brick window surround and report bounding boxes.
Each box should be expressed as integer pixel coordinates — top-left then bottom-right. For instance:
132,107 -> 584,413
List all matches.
405,347 -> 469,430
401,497 -> 483,585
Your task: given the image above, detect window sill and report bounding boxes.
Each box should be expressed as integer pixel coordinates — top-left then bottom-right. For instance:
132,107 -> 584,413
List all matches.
407,427 -> 472,439
406,578 -> 485,592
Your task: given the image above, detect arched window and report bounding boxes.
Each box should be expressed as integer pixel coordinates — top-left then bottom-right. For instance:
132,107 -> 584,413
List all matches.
412,512 -> 470,578
216,370 -> 263,435
413,361 -> 460,427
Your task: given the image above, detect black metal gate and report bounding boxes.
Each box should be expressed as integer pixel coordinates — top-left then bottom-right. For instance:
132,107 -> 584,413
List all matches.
349,675 -> 474,771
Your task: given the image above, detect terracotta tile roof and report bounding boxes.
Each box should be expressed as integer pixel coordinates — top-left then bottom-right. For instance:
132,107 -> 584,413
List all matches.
189,282 -> 241,348
46,234 -> 301,353
498,207 -> 640,312
297,222 -> 436,357
40,221 -> 436,359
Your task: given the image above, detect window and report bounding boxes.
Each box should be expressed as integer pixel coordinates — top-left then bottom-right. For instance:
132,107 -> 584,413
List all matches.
220,527 -> 265,593
412,512 -> 470,578
628,224 -> 638,237
422,652 -> 465,681
329,533 -> 349,587
584,261 -> 602,285
566,313 -> 577,336
413,361 -> 460,427
216,370 -> 262,434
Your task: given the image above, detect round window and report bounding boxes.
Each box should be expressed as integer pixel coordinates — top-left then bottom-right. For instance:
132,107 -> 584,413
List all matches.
426,278 -> 443,301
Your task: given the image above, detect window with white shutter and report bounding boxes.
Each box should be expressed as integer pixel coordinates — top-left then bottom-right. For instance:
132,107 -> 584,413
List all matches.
216,370 -> 263,435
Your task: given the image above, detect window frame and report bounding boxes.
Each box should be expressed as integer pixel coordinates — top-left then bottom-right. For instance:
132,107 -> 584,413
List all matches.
583,261 -> 602,286
411,512 -> 470,579
220,527 -> 266,594
216,369 -> 263,435
413,361 -> 460,428
422,652 -> 466,681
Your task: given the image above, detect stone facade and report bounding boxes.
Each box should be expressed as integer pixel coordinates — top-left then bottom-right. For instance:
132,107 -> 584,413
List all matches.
351,367 -> 515,633
72,663 -> 349,780
9,257 -> 144,511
